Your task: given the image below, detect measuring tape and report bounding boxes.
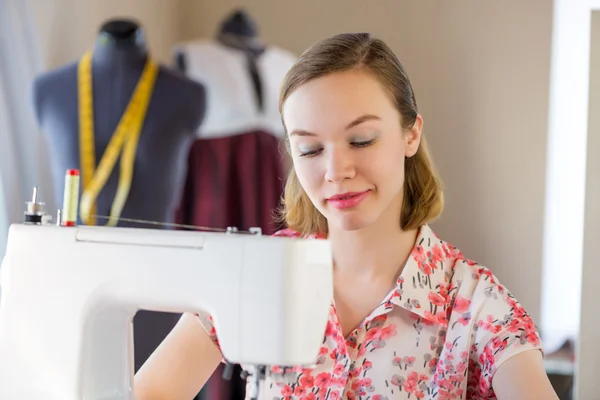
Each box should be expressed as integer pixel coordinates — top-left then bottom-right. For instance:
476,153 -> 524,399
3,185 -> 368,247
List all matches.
77,50 -> 158,226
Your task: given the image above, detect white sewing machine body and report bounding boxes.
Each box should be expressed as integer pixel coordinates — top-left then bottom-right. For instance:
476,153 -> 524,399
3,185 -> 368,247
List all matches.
0,223 -> 333,400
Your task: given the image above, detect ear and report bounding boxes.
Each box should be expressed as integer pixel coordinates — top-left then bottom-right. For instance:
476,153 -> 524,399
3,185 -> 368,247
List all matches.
405,114 -> 423,158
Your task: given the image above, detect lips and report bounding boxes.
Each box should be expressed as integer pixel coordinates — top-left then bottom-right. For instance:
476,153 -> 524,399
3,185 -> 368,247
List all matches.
327,192 -> 366,201
326,190 -> 371,210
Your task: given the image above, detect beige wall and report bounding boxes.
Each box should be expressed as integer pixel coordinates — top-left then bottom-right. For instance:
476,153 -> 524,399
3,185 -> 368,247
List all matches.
31,1 -> 553,324
30,0 -> 185,68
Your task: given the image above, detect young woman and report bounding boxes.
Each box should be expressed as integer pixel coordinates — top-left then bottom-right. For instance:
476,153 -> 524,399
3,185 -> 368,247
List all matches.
134,33 -> 558,400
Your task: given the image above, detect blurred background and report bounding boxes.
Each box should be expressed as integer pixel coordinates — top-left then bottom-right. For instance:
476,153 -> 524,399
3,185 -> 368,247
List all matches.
1,0 -> 597,399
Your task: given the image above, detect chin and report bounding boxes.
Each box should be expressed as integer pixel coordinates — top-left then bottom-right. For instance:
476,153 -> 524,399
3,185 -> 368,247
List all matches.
329,214 -> 377,232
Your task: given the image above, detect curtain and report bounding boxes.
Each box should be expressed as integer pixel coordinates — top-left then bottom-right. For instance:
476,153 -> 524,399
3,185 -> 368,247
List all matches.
0,0 -> 55,259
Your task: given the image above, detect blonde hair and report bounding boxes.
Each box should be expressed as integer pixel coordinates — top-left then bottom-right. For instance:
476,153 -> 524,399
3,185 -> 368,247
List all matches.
278,33 -> 444,237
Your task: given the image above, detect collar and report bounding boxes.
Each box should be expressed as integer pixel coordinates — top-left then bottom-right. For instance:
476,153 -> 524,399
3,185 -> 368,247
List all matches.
387,224 -> 464,327
273,225 -> 464,327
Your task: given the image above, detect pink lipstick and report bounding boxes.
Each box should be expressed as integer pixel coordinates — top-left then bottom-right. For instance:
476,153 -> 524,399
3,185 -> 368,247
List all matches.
326,191 -> 371,210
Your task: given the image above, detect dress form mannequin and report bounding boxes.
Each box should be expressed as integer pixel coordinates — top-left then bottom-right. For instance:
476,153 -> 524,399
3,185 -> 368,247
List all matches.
172,9 -> 295,139
32,19 -> 206,372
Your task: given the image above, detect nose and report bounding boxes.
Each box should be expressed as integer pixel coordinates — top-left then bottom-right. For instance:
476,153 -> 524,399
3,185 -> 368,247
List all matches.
324,147 -> 355,183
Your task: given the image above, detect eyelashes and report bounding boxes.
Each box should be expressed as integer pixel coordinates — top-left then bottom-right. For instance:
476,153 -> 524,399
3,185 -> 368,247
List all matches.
299,138 -> 377,158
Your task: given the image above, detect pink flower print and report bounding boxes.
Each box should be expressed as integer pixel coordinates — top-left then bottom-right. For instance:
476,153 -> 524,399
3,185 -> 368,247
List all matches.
329,390 -> 341,400
301,393 -> 316,400
318,346 -> 328,357
527,330 -> 541,346
349,364 -> 362,378
479,345 -> 496,372
453,295 -> 471,313
314,372 -> 331,389
271,365 -> 283,374
428,291 -> 447,307
432,242 -> 445,260
280,385 -> 293,397
403,379 -> 417,393
367,314 -> 388,329
478,268 -> 496,284
380,324 -> 398,340
330,377 -> 346,388
438,388 -> 454,400
294,385 -> 307,397
351,377 -> 373,396
299,374 -> 314,388
489,336 -> 508,353
407,371 -> 419,382
324,320 -> 337,337
454,312 -> 471,327
357,345 -> 367,357
424,310 -> 448,326
411,245 -> 427,265
478,315 -> 499,333
421,262 -> 433,276
365,327 -> 381,342
391,374 -> 404,387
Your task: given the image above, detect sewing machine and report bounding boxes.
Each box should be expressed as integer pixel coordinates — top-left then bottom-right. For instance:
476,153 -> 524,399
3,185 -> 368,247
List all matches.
0,190 -> 333,400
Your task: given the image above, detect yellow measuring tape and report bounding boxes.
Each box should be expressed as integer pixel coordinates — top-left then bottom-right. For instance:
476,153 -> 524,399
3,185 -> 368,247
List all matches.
77,51 -> 158,226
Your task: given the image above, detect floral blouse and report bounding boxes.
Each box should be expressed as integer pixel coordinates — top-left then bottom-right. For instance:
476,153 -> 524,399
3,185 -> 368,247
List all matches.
196,224 -> 543,399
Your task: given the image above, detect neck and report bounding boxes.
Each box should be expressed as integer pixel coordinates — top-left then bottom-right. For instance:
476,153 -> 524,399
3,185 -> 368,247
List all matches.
92,31 -> 148,68
328,197 -> 418,280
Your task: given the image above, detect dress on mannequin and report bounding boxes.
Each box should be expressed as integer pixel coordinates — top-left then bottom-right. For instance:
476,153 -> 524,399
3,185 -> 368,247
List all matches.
173,9 -> 295,400
32,18 -> 206,373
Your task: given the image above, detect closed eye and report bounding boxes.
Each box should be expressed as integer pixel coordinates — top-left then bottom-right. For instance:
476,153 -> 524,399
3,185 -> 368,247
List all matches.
299,139 -> 377,157
351,138 -> 376,148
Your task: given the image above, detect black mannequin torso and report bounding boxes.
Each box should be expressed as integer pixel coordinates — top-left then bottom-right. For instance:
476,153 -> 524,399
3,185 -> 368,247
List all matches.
32,19 -> 206,373
33,20 -> 205,227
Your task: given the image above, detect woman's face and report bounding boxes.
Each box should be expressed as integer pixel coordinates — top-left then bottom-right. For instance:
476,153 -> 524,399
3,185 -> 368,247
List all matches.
282,69 -> 422,233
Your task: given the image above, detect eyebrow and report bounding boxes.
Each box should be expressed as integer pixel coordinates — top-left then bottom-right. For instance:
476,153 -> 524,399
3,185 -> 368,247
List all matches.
289,114 -> 381,137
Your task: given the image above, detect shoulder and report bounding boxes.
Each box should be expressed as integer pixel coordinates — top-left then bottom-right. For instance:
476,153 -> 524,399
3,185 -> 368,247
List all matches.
441,242 -> 542,391
449,253 -> 534,333
33,62 -> 78,93
156,65 -> 206,130
420,230 -> 543,395
157,64 -> 205,101
32,63 -> 78,120
446,245 -> 540,342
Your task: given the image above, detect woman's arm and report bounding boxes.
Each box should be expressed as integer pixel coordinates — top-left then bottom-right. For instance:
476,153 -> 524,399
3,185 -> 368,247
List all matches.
492,349 -> 559,400
133,312 -> 222,400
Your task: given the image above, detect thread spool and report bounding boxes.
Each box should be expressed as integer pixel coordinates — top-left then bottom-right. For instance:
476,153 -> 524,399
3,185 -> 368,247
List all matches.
62,169 -> 80,227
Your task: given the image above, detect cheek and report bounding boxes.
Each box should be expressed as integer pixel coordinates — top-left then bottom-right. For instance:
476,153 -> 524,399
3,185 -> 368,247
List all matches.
293,160 -> 322,197
366,145 -> 406,189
